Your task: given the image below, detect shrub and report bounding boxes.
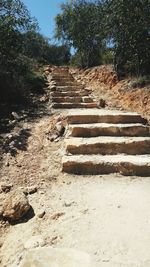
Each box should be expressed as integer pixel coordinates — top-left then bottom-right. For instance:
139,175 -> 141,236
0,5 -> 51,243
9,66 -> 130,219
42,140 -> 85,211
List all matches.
131,76 -> 150,89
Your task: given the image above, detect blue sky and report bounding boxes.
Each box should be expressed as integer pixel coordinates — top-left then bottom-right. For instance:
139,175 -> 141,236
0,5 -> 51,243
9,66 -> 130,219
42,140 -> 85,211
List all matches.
22,0 -> 67,40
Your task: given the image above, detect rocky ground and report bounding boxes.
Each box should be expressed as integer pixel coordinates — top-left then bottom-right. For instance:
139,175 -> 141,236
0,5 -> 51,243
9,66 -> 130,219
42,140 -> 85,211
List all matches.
0,66 -> 150,267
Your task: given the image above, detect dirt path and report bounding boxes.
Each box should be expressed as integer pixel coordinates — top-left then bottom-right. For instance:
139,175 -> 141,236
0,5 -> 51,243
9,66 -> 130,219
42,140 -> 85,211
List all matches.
1,69 -> 150,266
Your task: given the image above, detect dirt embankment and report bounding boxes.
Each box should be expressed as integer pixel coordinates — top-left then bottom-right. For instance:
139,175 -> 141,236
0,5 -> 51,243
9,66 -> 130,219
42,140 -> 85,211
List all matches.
71,65 -> 150,121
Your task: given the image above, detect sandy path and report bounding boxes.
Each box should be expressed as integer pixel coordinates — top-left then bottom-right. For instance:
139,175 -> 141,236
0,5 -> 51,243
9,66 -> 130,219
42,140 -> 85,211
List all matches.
0,107 -> 150,266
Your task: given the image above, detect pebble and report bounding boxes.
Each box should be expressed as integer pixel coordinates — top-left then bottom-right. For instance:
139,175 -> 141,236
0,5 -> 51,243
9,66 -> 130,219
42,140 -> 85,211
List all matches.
64,201 -> 75,207
24,236 -> 46,249
0,183 -> 13,193
37,210 -> 46,218
51,212 -> 65,220
23,186 -> 37,195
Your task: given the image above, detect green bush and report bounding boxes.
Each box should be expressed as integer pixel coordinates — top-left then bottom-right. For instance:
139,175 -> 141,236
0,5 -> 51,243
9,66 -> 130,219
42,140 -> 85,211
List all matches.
0,0 -> 70,104
26,69 -> 46,94
0,55 -> 30,103
102,50 -> 114,65
131,76 -> 150,89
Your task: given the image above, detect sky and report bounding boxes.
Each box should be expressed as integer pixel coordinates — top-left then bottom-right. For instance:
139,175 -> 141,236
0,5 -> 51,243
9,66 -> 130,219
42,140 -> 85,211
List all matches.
22,0 -> 67,40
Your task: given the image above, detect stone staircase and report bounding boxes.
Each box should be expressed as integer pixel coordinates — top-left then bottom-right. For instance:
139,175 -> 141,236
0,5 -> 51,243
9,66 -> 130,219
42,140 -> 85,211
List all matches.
49,67 -> 150,176
49,67 -> 98,109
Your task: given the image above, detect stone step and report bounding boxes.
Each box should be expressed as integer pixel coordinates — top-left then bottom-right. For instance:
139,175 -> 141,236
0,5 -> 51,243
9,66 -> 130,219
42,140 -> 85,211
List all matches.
52,75 -> 72,79
52,103 -> 98,109
52,74 -> 70,77
50,85 -> 84,92
50,90 -> 91,97
52,74 -> 73,78
52,97 -> 94,104
55,81 -> 80,86
51,78 -> 74,82
67,109 -> 147,124
52,71 -> 70,75
68,123 -> 150,137
65,137 -> 150,155
62,154 -> 150,176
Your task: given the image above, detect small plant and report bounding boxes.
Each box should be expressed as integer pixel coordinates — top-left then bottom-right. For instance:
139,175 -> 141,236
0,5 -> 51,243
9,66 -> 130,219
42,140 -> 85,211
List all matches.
26,69 -> 46,94
131,76 -> 150,89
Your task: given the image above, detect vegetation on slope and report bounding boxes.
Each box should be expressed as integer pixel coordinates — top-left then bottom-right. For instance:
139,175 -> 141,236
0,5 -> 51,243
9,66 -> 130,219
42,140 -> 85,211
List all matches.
55,0 -> 150,78
0,0 -> 150,105
0,0 -> 70,104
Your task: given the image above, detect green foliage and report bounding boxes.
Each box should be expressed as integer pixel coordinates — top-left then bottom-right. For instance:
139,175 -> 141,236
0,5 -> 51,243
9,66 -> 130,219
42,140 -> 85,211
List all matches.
55,0 -> 105,68
0,0 -> 37,57
102,49 -> 114,64
131,76 -> 150,88
0,0 -> 70,104
43,44 -> 71,65
104,0 -> 150,77
56,0 -> 150,76
1,0 -> 150,105
0,0 -> 37,103
23,31 -> 71,64
23,31 -> 49,62
25,68 -> 46,95
70,52 -> 85,67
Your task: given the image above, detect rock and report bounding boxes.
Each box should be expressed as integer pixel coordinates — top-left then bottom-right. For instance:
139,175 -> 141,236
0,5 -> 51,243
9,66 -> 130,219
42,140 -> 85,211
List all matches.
6,134 -> 13,139
49,134 -> 58,142
56,122 -> 65,137
5,161 -> 10,167
24,236 -> 46,249
17,164 -> 22,168
2,190 -> 31,221
39,95 -> 49,103
0,240 -> 3,248
51,212 -> 65,220
23,186 -> 37,195
0,207 -> 3,216
50,236 -> 58,244
0,183 -> 12,193
99,98 -> 106,108
64,201 -> 75,207
19,248 -> 91,267
37,210 -> 45,218
8,119 -> 16,127
11,112 -> 20,120
9,140 -> 15,147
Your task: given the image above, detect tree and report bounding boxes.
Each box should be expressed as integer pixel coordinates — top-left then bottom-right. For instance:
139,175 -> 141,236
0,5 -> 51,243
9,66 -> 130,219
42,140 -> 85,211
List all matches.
0,0 -> 37,57
44,44 -> 71,65
0,0 -> 38,103
55,0 -> 105,68
23,31 -> 50,62
23,31 -> 71,64
104,0 -> 150,77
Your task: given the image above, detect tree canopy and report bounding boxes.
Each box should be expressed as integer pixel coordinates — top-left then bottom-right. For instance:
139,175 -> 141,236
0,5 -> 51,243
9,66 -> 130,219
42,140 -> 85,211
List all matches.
0,0 -> 70,103
104,0 -> 150,76
55,0 -> 105,68
55,0 -> 150,76
1,0 -> 150,104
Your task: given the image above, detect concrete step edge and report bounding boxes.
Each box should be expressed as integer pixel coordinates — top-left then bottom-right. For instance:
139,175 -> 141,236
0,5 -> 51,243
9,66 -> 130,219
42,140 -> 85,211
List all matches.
62,155 -> 150,176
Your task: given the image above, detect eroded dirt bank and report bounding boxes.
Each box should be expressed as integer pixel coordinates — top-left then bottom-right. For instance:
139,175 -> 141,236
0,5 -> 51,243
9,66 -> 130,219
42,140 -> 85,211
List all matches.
71,65 -> 150,122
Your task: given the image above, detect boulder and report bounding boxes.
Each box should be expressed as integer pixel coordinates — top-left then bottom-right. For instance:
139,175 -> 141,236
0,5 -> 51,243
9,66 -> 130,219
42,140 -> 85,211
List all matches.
2,190 -> 31,221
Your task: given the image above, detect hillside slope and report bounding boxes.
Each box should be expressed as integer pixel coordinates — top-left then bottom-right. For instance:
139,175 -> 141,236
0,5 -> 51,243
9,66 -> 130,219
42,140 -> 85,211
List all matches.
71,65 -> 150,122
